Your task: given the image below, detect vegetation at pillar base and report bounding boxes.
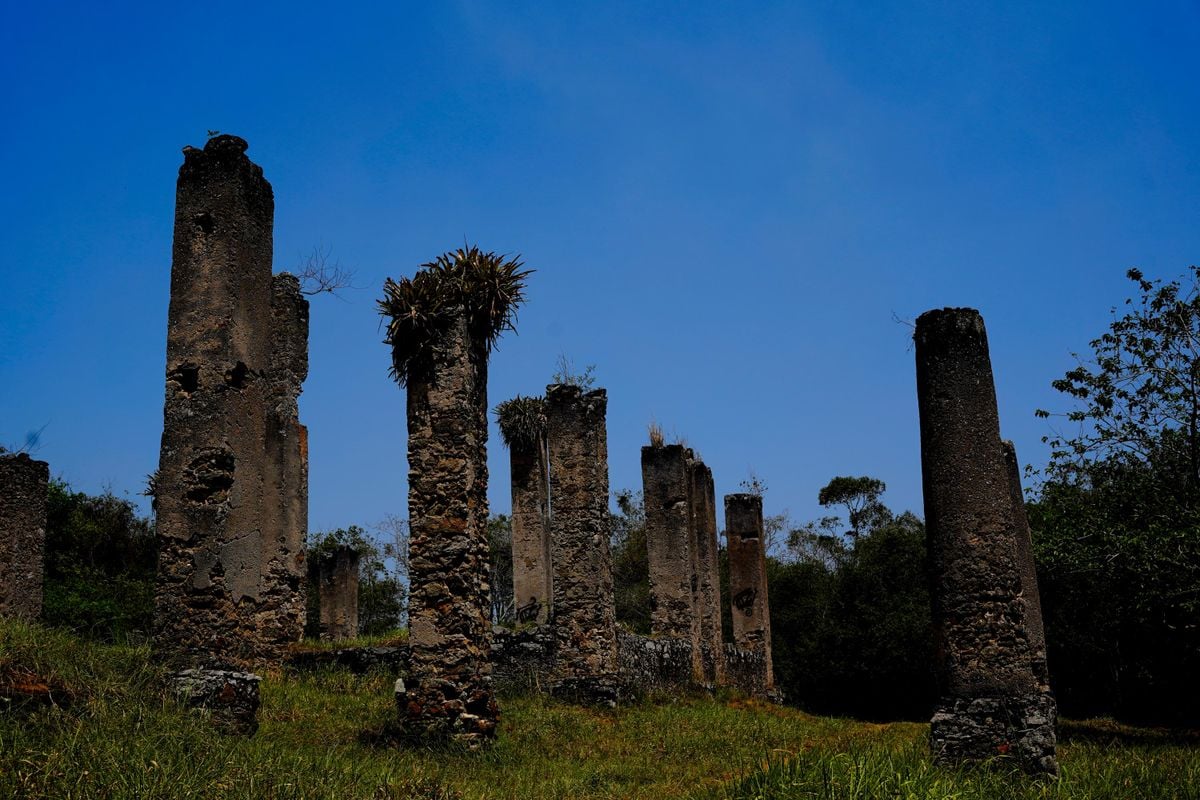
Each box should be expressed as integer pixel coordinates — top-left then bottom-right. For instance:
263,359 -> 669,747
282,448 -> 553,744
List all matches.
1030,265 -> 1200,725
3,619 -> 1198,800
40,479 -> 155,642
304,526 -> 407,639
494,395 -> 547,451
378,245 -> 532,387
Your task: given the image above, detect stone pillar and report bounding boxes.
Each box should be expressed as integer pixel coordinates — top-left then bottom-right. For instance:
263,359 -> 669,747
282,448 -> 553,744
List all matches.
317,545 -> 360,641
687,458 -> 724,686
1003,440 -> 1048,683
545,384 -> 618,705
915,307 -> 1057,774
152,136 -> 308,733
641,444 -> 703,681
510,434 -> 551,623
401,311 -> 497,745
724,493 -> 774,690
0,453 -> 49,619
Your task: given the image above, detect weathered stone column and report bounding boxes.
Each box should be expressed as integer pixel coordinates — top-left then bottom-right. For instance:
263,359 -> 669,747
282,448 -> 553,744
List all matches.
687,458 -> 724,686
498,398 -> 551,623
0,453 -> 49,619
724,493 -> 774,690
401,311 -> 497,745
546,384 -> 618,705
1003,440 -> 1049,684
915,307 -> 1056,774
317,545 -> 360,641
641,443 -> 703,681
153,135 -> 308,732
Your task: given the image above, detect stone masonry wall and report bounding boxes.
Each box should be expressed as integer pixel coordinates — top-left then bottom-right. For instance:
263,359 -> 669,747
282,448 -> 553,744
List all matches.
510,435 -> 551,623
0,453 -> 49,619
545,384 -> 618,705
401,310 -> 497,745
1002,440 -> 1048,683
641,444 -> 703,681
725,493 -> 774,690
153,135 -> 307,672
687,457 -> 724,687
915,307 -> 1056,775
318,545 -> 360,642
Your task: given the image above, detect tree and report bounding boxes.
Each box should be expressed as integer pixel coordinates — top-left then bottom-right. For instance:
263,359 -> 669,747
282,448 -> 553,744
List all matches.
816,476 -> 890,539
305,526 -> 407,638
488,514 -> 514,623
610,488 -> 650,634
1037,266 -> 1200,500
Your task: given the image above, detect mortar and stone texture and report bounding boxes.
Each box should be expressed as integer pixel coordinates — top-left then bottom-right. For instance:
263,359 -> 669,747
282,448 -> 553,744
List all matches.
0,453 -> 49,620
914,307 -> 1057,775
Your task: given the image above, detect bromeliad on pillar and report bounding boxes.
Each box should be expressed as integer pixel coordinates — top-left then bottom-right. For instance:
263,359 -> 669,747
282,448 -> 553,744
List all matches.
495,396 -> 551,624
914,308 -> 1057,775
380,246 -> 530,747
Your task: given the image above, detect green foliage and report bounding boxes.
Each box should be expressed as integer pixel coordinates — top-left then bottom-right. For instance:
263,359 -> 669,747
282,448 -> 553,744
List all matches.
1030,266 -> 1200,725
305,527 -> 406,639
494,395 -> 546,451
816,476 -> 890,538
550,353 -> 597,391
41,479 -> 155,642
610,489 -> 650,634
488,514 -> 514,623
4,619 -> 1197,799
379,245 -> 531,387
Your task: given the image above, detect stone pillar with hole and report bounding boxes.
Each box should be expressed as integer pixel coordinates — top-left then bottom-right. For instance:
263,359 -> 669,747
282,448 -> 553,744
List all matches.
317,545 -> 360,642
152,135 -> 308,732
724,493 -> 774,692
915,307 -> 1057,774
400,310 -> 498,746
0,453 -> 49,620
546,384 -> 619,705
687,457 -> 724,686
641,443 -> 704,681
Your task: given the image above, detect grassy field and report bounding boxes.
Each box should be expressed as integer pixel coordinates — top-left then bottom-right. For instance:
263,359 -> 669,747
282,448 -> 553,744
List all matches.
2,620 -> 1197,799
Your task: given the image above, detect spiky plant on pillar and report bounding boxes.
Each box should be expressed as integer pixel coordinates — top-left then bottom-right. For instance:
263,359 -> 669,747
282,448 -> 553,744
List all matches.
379,246 -> 530,747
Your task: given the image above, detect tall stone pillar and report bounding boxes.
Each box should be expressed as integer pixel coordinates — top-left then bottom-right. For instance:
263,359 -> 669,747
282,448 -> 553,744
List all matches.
0,453 -> 49,619
500,400 -> 551,623
546,384 -> 618,705
401,311 -> 497,745
915,307 -> 1056,774
641,443 -> 703,680
687,458 -> 724,686
154,135 -> 308,677
317,545 -> 360,641
1003,440 -> 1048,683
724,493 -> 774,689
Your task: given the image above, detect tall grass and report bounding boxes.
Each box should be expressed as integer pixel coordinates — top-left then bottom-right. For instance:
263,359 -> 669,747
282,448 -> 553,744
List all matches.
2,620 -> 1197,799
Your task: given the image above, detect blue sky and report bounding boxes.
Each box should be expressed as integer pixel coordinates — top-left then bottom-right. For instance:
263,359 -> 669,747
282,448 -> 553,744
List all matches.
2,2 -> 1198,541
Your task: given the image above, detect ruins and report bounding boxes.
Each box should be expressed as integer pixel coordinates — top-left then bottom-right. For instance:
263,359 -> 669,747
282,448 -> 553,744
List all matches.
153,135 -> 309,683
0,453 -> 49,620
317,545 -> 361,642
724,493 -> 774,691
496,396 -> 552,623
686,457 -> 725,686
914,307 -> 1057,774
641,443 -> 704,681
545,384 -> 619,705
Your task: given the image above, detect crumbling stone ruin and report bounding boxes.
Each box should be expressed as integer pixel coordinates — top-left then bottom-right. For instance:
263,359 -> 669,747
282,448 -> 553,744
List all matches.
0,453 -> 49,619
641,443 -> 704,681
725,493 -> 775,692
686,457 -> 724,686
1002,440 -> 1048,685
317,545 -> 360,642
153,135 -> 309,705
914,307 -> 1057,775
399,311 -> 497,744
545,384 -> 619,705
496,396 -> 551,623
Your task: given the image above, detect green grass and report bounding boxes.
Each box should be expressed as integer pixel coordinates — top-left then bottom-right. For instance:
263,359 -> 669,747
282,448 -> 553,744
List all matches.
2,620 -> 1197,799
291,629 -> 408,652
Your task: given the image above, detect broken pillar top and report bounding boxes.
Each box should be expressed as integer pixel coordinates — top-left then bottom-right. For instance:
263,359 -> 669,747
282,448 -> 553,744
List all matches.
546,384 -> 606,402
179,134 -> 268,187
914,307 -> 987,345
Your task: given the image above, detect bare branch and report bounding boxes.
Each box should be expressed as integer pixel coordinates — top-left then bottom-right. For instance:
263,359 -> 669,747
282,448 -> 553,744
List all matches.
295,244 -> 358,297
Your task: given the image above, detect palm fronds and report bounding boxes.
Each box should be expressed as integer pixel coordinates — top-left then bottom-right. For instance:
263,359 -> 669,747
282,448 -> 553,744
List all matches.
379,245 -> 532,386
494,395 -> 546,450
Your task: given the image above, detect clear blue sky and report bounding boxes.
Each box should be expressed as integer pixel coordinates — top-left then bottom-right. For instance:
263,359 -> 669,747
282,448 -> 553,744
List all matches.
2,2 -> 1198,541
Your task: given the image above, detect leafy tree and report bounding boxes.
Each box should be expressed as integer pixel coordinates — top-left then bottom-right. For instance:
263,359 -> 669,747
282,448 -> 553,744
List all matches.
305,526 -> 406,638
488,514 -> 514,624
41,480 -> 156,641
816,476 -> 890,539
610,488 -> 650,633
